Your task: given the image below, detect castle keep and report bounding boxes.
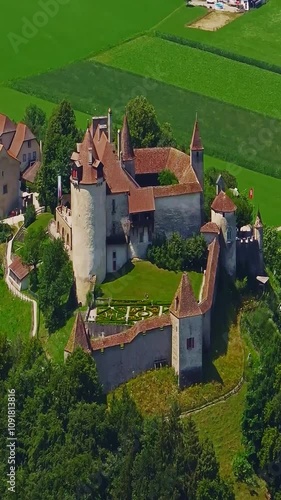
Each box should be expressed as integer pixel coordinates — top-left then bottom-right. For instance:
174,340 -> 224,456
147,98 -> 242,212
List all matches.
61,110 -> 264,390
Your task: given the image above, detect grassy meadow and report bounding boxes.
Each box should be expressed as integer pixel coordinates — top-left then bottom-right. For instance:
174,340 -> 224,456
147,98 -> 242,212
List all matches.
158,0 -> 281,67
0,279 -> 32,341
101,260 -> 203,302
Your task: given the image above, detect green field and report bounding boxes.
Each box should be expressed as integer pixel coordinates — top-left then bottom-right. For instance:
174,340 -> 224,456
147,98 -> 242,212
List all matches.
101,261 -> 203,302
27,212 -> 54,233
158,0 -> 281,68
0,279 -> 32,341
95,35 -> 281,119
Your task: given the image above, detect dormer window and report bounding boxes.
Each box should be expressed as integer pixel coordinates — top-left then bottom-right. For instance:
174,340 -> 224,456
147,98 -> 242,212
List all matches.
175,296 -> 179,310
72,169 -> 78,179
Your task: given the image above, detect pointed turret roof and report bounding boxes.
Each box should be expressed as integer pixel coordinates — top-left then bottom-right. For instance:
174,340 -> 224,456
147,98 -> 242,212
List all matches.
211,190 -> 237,213
254,209 -> 263,228
64,312 -> 92,354
121,114 -> 134,161
170,273 -> 201,318
190,118 -> 203,151
71,128 -> 101,185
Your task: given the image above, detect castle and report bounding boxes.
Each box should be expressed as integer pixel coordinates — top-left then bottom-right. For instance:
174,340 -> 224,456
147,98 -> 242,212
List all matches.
60,110 -> 264,390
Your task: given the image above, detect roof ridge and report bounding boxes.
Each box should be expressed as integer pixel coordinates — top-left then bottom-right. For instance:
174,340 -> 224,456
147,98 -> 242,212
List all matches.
170,272 -> 201,318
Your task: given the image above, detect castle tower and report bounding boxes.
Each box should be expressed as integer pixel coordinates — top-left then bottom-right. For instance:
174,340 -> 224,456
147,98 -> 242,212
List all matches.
121,114 -> 135,178
71,129 -> 106,304
170,273 -> 203,387
211,191 -> 237,278
190,117 -> 204,222
253,209 -> 264,272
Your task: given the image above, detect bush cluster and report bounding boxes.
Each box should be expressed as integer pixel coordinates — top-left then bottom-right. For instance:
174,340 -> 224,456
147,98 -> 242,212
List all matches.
147,233 -> 207,272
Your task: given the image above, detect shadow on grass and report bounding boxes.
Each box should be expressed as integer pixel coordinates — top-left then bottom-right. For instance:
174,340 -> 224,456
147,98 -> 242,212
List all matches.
102,260 -> 135,285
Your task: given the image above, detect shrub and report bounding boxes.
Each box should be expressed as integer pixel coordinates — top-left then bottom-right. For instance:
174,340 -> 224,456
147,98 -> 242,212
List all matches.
158,169 -> 178,186
24,205 -> 36,228
0,223 -> 13,243
232,451 -> 254,485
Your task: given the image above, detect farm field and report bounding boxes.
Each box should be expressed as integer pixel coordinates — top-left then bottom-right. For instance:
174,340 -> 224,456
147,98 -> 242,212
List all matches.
101,261 -> 203,302
95,35 -> 281,120
157,0 -> 281,68
0,0 -> 182,82
12,58 -> 281,179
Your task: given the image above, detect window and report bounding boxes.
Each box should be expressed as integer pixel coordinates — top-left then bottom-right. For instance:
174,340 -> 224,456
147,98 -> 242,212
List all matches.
113,251 -> 116,259
139,231 -> 144,243
3,184 -> 7,195
175,296 -> 179,310
27,140 -> 31,148
113,260 -> 117,271
186,337 -> 195,350
154,359 -> 167,369
32,151 -> 36,160
23,154 -> 26,162
112,199 -> 116,214
72,169 -> 78,179
1,171 -> 4,177
226,227 -> 232,243
112,223 -> 116,235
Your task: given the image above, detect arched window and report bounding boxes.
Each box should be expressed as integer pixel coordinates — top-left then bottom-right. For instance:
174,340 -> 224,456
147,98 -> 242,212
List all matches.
227,226 -> 232,243
66,233 -> 69,246
62,227 -> 65,240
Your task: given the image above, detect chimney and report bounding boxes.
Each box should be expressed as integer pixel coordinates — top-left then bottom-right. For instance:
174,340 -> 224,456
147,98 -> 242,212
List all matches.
108,108 -> 112,143
117,129 -> 121,160
88,148 -> 92,165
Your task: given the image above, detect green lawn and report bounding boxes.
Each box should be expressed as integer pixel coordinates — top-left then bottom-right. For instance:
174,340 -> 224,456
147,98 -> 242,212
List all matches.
38,311 -> 76,364
27,213 -> 54,233
0,279 -> 32,341
101,261 -> 202,302
95,35 -> 281,120
157,0 -> 281,68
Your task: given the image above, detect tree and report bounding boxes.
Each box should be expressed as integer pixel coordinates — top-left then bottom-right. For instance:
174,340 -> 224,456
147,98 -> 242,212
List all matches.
22,104 -> 47,141
205,168 -> 237,190
38,238 -> 73,331
232,451 -> 254,484
158,169 -> 178,186
37,100 -> 78,212
21,227 -> 47,290
126,96 -> 176,149
0,222 -> 13,243
24,204 -> 36,228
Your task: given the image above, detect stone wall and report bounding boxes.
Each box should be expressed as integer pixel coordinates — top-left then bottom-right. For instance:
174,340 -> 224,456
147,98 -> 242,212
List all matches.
56,207 -> 72,250
106,193 -> 128,237
154,193 -> 201,238
106,244 -> 128,273
92,325 -> 172,392
128,226 -> 151,259
0,151 -> 20,218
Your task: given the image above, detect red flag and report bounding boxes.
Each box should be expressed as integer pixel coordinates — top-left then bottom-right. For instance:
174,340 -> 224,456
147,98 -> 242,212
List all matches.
249,188 -> 254,200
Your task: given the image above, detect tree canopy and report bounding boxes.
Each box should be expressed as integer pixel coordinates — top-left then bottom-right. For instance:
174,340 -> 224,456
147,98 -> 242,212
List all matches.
126,96 -> 176,149
22,104 -> 47,141
158,169 -> 178,186
0,338 -> 234,499
38,238 -> 73,331
36,100 -> 79,212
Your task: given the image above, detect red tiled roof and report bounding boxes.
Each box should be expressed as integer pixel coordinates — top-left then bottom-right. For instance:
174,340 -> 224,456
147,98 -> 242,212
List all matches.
128,186 -> 155,214
121,115 -> 134,161
0,114 -> 16,135
72,129 -> 102,185
134,148 -> 170,175
65,312 -> 92,354
9,256 -> 30,280
153,183 -> 202,198
200,222 -> 220,234
190,119 -> 203,151
199,238 -> 220,314
91,314 -> 171,351
22,161 -> 41,183
170,273 -> 201,318
211,191 -> 237,213
8,122 -> 36,158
